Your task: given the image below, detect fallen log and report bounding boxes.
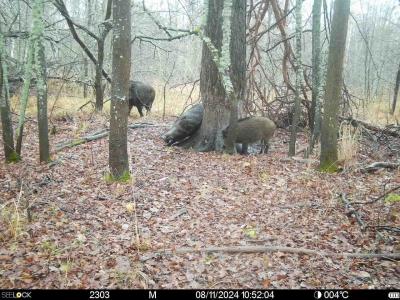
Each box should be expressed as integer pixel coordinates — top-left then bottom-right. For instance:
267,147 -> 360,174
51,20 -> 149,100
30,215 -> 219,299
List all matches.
54,123 -> 157,152
55,130 -> 109,151
361,161 -> 399,173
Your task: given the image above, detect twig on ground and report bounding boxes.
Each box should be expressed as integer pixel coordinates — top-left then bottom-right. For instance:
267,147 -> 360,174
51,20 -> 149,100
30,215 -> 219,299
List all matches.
351,185 -> 400,205
366,225 -> 400,234
340,193 -> 366,231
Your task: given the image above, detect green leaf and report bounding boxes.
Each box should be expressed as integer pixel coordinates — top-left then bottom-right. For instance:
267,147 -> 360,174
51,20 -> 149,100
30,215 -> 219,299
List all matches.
385,193 -> 400,204
244,227 -> 257,239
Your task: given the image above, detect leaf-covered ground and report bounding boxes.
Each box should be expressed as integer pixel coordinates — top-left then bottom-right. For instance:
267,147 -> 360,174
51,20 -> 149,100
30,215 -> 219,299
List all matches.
0,115 -> 399,289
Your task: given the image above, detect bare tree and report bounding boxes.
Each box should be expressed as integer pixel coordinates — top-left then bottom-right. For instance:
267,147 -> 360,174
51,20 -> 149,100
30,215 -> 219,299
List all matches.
15,4 -> 36,156
320,0 -> 351,172
183,0 -> 246,152
83,0 -> 93,99
307,0 -> 323,157
310,0 -> 323,135
53,0 -> 112,111
109,0 -> 131,179
33,0 -> 50,162
14,0 -> 50,161
0,29 -> 19,162
288,0 -> 303,156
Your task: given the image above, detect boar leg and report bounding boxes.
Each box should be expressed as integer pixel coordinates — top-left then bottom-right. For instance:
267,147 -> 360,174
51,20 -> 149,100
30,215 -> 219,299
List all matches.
260,140 -> 269,154
241,143 -> 249,155
145,105 -> 152,115
235,144 -> 242,154
137,105 -> 144,117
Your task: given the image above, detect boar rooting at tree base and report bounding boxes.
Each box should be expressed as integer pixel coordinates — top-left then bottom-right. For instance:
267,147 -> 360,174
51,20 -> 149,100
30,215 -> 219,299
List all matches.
162,103 -> 204,146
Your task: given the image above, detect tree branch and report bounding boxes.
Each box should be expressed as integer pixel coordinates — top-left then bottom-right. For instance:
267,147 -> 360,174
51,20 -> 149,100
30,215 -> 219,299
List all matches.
52,0 -> 112,83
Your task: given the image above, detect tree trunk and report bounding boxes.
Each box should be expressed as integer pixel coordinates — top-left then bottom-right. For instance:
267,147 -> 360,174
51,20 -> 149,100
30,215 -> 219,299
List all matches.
83,57 -> 88,98
94,0 -> 113,112
0,32 -> 19,162
391,62 -> 400,114
288,0 -> 303,157
109,0 -> 131,179
223,0 -> 246,154
193,1 -> 226,152
83,0 -> 92,99
16,14 -> 36,156
187,0 -> 245,152
320,0 -> 350,172
33,0 -> 50,162
308,0 -> 323,155
95,40 -> 105,111
310,0 -> 322,134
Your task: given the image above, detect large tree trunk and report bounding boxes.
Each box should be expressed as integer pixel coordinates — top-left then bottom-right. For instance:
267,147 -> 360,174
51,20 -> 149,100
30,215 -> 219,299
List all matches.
391,62 -> 400,114
193,1 -> 226,152
320,0 -> 350,172
34,0 -> 50,162
109,0 -> 131,179
0,32 -> 19,162
187,0 -> 245,152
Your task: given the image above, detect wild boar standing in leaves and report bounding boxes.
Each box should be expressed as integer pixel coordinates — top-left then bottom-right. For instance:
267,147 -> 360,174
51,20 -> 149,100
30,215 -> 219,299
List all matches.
223,116 -> 276,155
128,81 -> 156,117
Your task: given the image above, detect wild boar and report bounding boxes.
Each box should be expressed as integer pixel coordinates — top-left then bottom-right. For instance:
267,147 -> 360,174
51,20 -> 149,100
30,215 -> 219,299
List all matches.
162,103 -> 204,145
128,81 -> 156,117
223,116 -> 276,154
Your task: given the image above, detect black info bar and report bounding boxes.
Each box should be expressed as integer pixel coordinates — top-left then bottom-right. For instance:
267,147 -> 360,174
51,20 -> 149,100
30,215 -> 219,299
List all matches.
0,289 -> 398,300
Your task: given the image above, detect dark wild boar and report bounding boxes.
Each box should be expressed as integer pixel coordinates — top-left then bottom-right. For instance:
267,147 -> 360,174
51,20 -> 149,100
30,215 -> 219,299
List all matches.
162,103 -> 204,145
128,81 -> 156,117
223,116 -> 276,154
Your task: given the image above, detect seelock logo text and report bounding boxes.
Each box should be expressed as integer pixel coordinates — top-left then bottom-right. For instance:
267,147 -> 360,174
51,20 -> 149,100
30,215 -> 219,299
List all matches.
1,292 -> 32,299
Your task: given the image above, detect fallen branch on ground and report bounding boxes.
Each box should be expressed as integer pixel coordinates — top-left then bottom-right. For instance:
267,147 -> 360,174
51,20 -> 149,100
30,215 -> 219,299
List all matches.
340,193 -> 366,231
55,130 -> 109,151
143,246 -> 400,260
366,225 -> 400,234
78,101 -> 95,111
54,123 -> 157,152
361,161 -> 399,173
340,116 -> 400,138
351,185 -> 400,205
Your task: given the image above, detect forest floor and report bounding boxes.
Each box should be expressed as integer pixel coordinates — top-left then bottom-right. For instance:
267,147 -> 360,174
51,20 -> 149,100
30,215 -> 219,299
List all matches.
0,114 -> 399,289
